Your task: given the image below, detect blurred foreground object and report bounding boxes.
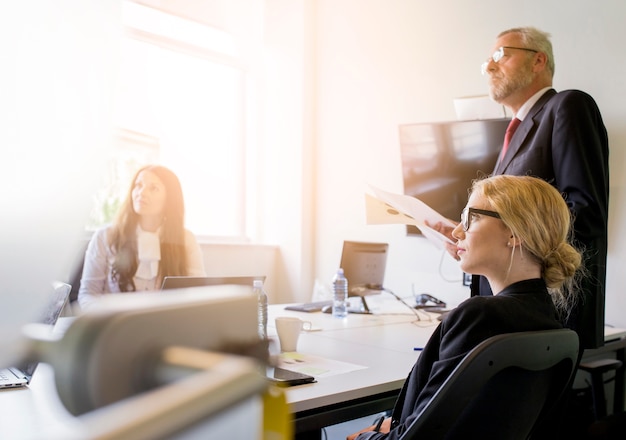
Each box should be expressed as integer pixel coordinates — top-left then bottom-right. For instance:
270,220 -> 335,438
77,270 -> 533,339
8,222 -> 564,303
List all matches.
0,1 -> 119,365
26,286 -> 276,439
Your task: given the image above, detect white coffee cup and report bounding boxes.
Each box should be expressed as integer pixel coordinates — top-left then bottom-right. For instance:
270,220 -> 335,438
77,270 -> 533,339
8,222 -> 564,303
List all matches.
275,317 -> 312,352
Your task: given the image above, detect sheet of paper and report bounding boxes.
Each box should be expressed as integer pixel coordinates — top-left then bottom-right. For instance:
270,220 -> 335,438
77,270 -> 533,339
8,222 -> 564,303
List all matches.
365,185 -> 457,249
364,193 -> 418,225
278,352 -> 367,378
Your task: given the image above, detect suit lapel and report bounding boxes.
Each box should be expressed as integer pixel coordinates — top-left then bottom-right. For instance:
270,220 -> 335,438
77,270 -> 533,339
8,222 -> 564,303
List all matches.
493,89 -> 556,174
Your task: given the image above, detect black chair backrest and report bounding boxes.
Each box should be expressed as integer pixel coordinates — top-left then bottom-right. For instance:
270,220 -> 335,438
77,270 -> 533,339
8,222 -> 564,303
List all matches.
68,253 -> 85,303
400,328 -> 579,440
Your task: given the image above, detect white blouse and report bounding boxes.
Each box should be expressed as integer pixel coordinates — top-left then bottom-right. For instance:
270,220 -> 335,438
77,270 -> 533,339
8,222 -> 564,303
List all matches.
77,225 -> 206,310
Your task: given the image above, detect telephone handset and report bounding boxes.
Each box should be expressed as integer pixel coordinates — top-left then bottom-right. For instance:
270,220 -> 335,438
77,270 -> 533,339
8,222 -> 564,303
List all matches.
415,293 -> 447,309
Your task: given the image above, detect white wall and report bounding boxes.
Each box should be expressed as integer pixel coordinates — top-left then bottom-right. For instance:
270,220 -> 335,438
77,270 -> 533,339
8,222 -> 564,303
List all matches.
200,243 -> 279,297
312,0 -> 626,328
260,0 -> 317,304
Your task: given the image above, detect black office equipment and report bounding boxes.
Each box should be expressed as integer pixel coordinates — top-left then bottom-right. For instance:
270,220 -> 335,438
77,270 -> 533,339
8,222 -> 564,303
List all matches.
266,366 -> 316,387
399,118 -> 509,236
578,358 -> 623,420
339,241 -> 388,313
414,293 -> 446,309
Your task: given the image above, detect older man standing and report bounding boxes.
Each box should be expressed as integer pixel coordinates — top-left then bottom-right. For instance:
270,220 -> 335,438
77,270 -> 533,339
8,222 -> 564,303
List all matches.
476,27 -> 609,351
434,27 -> 609,351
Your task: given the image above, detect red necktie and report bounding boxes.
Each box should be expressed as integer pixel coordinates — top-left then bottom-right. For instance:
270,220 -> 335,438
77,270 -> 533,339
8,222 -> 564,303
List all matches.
501,117 -> 521,160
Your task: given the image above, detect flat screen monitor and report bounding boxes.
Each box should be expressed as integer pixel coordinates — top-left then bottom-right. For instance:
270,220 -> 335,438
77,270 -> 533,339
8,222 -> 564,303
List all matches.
399,118 -> 509,235
339,241 -> 388,312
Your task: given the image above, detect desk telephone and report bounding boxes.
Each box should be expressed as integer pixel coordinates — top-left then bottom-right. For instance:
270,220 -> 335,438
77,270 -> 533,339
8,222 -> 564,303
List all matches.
414,293 -> 447,309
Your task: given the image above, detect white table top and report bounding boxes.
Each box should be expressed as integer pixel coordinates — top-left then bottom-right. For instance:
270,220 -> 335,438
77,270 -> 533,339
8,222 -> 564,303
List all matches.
267,299 -> 441,413
0,363 -> 80,439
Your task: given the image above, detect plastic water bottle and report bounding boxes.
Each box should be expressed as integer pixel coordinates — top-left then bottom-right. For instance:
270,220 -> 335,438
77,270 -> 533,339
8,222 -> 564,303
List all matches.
332,268 -> 348,318
254,279 -> 268,339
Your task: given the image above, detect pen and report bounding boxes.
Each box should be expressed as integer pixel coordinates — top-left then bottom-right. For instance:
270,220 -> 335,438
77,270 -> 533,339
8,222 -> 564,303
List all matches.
373,415 -> 385,432
413,347 -> 423,351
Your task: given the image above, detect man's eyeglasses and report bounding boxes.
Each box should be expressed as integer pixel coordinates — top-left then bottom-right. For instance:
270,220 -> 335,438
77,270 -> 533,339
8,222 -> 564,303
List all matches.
461,207 -> 501,231
481,46 -> 538,75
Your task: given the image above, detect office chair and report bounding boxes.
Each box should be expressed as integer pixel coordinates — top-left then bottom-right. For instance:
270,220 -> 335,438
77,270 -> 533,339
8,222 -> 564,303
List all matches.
399,328 -> 579,440
578,358 -> 623,420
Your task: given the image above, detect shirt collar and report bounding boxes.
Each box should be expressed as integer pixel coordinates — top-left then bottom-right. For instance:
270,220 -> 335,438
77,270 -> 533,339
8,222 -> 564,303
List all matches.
515,87 -> 552,121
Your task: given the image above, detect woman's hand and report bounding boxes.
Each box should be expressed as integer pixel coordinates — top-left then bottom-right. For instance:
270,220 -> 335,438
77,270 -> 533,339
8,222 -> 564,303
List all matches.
347,417 -> 391,440
425,220 -> 459,261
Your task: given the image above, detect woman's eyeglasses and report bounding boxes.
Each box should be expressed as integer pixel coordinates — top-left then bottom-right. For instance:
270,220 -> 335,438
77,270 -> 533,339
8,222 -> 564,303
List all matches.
461,207 -> 501,231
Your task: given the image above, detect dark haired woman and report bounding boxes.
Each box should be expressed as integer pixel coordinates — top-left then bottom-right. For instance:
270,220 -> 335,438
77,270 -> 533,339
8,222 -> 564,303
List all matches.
78,165 -> 205,309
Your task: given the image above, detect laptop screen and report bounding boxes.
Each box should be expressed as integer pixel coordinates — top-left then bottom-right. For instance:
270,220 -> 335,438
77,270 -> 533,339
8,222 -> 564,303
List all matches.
40,282 -> 72,325
16,282 -> 71,377
339,241 -> 388,296
161,276 -> 266,290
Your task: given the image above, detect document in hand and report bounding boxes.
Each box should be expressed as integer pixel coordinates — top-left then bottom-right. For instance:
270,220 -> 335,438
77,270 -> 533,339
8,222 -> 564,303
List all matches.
365,185 -> 457,249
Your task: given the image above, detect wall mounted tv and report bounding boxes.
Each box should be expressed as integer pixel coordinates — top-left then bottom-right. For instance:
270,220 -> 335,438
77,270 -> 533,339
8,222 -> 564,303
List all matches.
399,118 -> 509,236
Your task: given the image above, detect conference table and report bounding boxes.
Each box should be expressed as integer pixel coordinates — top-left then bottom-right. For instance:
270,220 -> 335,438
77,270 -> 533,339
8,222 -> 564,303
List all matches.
1,294 -> 624,439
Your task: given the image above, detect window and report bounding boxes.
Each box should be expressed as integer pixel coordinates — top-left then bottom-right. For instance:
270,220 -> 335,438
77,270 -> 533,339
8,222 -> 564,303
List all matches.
88,1 -> 249,240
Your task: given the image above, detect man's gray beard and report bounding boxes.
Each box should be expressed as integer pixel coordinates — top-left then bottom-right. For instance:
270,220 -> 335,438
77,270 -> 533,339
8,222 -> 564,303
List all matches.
489,71 -> 534,103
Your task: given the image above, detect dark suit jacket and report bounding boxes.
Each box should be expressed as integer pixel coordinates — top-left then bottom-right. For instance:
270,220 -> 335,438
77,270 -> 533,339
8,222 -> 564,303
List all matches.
471,89 -> 609,349
356,279 -> 562,440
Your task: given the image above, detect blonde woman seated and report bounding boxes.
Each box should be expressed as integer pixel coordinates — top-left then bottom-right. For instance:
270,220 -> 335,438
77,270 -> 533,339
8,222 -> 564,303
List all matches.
78,165 -> 205,310
349,175 -> 582,440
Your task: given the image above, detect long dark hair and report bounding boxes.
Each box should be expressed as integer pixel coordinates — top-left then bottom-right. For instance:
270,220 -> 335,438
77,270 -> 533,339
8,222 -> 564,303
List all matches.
109,165 -> 189,291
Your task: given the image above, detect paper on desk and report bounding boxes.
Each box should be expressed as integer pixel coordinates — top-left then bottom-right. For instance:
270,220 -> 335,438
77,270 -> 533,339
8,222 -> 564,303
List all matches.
365,185 -> 457,249
278,352 -> 367,378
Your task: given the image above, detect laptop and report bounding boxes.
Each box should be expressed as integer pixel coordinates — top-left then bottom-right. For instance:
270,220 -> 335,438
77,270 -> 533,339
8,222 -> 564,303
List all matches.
339,240 -> 389,296
341,240 -> 389,313
161,276 -> 266,290
0,282 -> 71,389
